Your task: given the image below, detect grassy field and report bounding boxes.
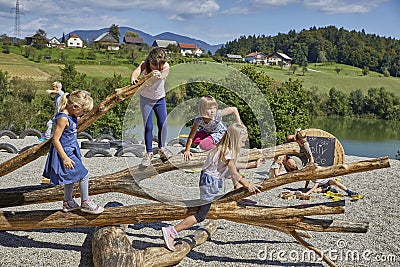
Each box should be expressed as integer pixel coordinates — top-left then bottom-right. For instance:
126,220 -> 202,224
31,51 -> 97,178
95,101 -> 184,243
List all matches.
249,62 -> 400,96
1,51 -> 399,96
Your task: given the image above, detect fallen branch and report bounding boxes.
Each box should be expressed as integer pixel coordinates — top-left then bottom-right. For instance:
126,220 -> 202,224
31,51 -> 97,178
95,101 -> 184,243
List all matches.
217,157 -> 390,203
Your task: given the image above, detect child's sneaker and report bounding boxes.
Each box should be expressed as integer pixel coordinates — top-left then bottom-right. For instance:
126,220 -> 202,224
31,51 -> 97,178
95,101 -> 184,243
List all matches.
162,226 -> 178,251
80,199 -> 104,214
347,190 -> 359,197
62,199 -> 80,212
141,152 -> 153,167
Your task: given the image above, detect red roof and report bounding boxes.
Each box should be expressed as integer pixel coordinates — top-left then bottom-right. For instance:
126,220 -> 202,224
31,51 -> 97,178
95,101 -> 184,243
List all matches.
179,43 -> 197,49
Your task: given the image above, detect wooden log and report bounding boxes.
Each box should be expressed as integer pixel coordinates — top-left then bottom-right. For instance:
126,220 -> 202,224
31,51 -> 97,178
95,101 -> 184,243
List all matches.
294,217 -> 369,233
0,201 -> 344,231
217,157 -> 390,203
0,143 -> 300,208
0,73 -> 155,177
209,201 -> 345,222
92,225 -> 136,267
136,221 -> 217,267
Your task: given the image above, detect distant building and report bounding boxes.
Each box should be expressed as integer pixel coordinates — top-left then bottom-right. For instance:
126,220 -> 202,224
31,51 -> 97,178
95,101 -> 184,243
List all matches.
47,37 -> 60,48
226,54 -> 243,61
152,39 -> 178,48
179,43 -> 202,56
66,34 -> 83,48
123,36 -> 144,46
268,52 -> 292,66
244,51 -> 267,64
94,32 -> 119,50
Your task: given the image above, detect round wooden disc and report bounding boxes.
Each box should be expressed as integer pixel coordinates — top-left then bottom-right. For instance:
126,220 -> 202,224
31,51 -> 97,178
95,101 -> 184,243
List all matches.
304,128 -> 345,165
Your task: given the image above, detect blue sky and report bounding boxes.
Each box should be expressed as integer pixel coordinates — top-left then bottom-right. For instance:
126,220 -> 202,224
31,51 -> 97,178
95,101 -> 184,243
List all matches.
0,0 -> 399,45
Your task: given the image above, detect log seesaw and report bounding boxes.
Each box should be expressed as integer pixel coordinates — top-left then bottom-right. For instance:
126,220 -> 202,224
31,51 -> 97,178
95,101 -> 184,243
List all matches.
0,73 -> 391,267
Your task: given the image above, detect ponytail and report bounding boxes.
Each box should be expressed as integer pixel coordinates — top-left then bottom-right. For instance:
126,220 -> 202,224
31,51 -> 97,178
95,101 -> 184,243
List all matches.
56,93 -> 69,115
295,128 -> 307,141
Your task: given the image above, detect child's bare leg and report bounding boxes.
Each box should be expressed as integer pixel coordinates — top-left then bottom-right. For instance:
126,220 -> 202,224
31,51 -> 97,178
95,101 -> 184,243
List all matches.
174,215 -> 198,232
329,179 -> 347,191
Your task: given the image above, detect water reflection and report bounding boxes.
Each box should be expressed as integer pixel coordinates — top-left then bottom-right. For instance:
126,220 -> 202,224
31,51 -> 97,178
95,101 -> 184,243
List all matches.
310,116 -> 400,159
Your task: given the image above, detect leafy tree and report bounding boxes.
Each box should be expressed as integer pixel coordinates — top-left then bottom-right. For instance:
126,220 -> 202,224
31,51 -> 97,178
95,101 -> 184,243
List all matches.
348,89 -> 364,115
59,63 -> 87,92
326,88 -> 349,116
33,29 -> 47,49
362,66 -> 369,76
302,66 -> 308,76
109,24 -> 120,43
125,31 -> 139,38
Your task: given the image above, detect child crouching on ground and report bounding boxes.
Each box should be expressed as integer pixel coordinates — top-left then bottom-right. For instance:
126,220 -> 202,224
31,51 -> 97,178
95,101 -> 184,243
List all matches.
302,178 -> 359,197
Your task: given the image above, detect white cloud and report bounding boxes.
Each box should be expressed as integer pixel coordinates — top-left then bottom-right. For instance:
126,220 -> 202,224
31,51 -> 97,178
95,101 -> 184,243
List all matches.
303,0 -> 388,14
250,0 -> 300,7
221,6 -> 250,15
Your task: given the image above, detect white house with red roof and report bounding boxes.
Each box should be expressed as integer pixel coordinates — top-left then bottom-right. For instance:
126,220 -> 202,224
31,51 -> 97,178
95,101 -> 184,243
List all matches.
66,34 -> 83,48
244,51 -> 267,64
179,43 -> 202,57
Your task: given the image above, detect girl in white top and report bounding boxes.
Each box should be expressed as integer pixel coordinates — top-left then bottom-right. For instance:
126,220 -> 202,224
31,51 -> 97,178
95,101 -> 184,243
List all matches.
162,123 -> 263,251
130,47 -> 170,167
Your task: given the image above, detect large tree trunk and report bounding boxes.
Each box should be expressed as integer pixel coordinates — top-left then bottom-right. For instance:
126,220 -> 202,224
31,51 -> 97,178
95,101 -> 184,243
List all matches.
0,199 -> 354,232
0,143 -> 301,208
92,221 -> 217,267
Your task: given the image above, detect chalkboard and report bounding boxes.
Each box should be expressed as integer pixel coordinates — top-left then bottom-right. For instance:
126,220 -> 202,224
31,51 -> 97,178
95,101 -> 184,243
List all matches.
307,136 -> 336,166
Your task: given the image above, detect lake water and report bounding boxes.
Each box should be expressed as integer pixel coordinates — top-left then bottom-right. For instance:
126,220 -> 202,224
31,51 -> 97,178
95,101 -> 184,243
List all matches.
128,115 -> 400,160
310,116 -> 400,159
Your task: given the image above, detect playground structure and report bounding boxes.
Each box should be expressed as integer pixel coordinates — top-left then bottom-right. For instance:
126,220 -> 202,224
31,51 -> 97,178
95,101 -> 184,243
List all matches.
0,73 -> 391,267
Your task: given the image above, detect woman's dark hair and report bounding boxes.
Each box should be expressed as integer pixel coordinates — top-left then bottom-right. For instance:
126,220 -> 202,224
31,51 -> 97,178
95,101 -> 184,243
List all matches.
144,47 -> 167,73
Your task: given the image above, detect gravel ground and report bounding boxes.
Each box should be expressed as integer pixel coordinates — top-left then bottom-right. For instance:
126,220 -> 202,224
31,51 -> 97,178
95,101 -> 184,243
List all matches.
0,136 -> 399,267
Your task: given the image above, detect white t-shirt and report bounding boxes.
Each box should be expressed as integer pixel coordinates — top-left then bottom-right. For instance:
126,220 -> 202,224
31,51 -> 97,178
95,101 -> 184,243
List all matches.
139,62 -> 169,100
203,148 -> 232,179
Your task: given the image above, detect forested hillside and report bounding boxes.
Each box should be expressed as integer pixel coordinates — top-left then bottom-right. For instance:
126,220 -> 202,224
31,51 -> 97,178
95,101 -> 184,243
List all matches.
216,26 -> 400,77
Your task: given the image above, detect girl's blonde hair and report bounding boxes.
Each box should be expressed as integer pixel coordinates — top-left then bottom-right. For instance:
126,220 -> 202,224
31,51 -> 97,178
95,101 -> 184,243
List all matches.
212,123 -> 247,164
144,47 -> 167,73
52,81 -> 62,89
198,95 -> 218,118
295,128 -> 307,141
58,90 -> 93,114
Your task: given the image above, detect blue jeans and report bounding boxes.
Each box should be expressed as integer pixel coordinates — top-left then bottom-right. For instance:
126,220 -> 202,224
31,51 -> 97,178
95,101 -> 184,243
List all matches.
140,96 -> 167,152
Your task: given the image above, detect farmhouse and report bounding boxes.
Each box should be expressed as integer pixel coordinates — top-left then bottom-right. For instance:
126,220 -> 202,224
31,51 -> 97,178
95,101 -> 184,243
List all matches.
179,43 -> 202,56
47,37 -> 61,48
124,36 -> 144,46
94,32 -> 119,50
226,54 -> 244,62
268,52 -> 292,66
152,39 -> 178,48
244,51 -> 267,64
66,34 -> 83,48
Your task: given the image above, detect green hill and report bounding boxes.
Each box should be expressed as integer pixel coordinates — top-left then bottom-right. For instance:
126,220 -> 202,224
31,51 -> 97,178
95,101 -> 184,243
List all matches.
0,51 -> 399,97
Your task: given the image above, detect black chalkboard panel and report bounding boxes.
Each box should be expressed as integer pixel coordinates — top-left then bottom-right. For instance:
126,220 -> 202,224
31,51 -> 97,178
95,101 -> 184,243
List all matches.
306,136 -> 336,166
